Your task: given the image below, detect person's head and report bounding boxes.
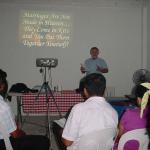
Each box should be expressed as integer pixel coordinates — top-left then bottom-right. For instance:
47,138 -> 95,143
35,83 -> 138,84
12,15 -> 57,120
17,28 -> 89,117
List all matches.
83,73 -> 106,98
133,84 -> 150,106
132,83 -> 150,118
90,47 -> 100,59
0,69 -> 8,98
0,76 -> 8,97
0,69 -> 7,79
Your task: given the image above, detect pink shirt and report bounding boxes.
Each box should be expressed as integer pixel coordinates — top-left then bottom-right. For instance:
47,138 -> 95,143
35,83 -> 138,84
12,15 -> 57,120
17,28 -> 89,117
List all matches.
114,107 -> 148,150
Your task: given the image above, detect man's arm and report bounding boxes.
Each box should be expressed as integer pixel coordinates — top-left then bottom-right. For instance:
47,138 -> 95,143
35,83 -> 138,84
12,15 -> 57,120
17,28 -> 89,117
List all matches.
61,105 -> 81,148
1,103 -> 25,138
114,123 -> 124,143
11,128 -> 26,138
80,64 -> 86,74
101,68 -> 108,73
62,137 -> 73,147
11,129 -> 20,138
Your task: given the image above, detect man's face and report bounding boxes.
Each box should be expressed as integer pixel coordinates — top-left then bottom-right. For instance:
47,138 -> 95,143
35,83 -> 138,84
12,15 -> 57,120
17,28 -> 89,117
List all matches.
0,83 -> 7,97
90,48 -> 99,59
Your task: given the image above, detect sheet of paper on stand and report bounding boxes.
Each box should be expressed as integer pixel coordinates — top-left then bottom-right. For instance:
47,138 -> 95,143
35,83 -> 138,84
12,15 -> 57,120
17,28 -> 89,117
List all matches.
53,118 -> 66,128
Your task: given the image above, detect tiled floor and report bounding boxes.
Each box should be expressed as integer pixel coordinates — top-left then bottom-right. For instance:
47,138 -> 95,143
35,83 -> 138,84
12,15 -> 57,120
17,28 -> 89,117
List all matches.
21,116 -> 60,150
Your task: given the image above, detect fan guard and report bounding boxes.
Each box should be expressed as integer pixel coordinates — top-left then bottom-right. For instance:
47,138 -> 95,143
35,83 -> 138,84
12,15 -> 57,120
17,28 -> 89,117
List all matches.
133,69 -> 150,85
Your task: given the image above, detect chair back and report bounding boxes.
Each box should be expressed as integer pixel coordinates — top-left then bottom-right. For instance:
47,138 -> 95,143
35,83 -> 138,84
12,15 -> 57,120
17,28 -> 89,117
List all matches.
78,128 -> 117,150
0,122 -> 13,150
118,128 -> 149,150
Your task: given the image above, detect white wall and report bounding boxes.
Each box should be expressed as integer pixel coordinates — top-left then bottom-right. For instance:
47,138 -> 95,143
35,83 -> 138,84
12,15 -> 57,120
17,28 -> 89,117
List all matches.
147,0 -> 150,70
0,0 -> 146,98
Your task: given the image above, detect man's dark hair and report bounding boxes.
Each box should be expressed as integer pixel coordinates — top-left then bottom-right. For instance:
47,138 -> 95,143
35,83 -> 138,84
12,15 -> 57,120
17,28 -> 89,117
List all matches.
0,69 -> 8,98
0,78 -> 8,98
84,73 -> 106,96
90,47 -> 99,51
0,69 -> 7,80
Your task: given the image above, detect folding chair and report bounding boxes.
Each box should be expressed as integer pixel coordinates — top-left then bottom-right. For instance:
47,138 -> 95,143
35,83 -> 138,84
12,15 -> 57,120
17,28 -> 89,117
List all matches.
118,128 -> 149,150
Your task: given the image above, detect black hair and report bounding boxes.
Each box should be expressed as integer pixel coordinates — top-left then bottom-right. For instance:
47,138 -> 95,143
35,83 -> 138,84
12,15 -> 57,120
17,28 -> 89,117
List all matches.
131,84 -> 149,106
134,84 -> 150,138
134,84 -> 148,98
0,69 -> 7,80
83,73 -> 106,96
0,69 -> 8,98
90,47 -> 99,51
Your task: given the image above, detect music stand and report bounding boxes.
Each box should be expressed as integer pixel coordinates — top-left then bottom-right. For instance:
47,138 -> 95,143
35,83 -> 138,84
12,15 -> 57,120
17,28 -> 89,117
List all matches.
36,66 -> 62,149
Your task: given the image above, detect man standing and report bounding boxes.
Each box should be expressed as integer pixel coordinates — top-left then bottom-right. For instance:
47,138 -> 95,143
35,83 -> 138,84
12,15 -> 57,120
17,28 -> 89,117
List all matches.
80,47 -> 108,75
62,73 -> 118,150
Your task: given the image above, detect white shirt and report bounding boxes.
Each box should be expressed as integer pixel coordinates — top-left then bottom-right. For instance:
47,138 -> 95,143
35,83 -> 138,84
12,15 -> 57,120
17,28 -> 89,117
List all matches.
62,96 -> 118,150
0,95 -> 17,139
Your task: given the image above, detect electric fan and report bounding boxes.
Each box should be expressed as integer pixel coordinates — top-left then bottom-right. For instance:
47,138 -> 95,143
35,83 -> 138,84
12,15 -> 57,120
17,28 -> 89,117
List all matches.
125,69 -> 150,100
132,69 -> 150,85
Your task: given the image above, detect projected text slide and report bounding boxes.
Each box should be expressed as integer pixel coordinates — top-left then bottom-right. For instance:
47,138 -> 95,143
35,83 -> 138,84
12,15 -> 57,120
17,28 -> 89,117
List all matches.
19,10 -> 72,48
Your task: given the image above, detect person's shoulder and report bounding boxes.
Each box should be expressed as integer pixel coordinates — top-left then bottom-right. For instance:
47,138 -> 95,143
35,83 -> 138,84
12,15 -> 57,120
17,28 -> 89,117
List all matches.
124,108 -> 139,115
85,58 -> 92,62
0,101 -> 10,115
0,95 -> 11,108
97,57 -> 106,61
73,102 -> 84,108
71,102 -> 85,112
0,96 -> 7,105
120,108 -> 139,121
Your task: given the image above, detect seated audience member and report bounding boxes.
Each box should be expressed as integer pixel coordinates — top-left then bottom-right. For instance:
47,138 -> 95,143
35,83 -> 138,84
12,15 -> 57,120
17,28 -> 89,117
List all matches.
62,73 -> 118,150
114,83 -> 150,150
52,76 -> 87,150
0,69 -> 50,150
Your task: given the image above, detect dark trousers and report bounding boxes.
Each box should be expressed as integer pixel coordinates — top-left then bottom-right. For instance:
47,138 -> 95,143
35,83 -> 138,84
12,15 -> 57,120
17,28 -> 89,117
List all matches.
52,122 -> 66,150
0,135 -> 50,150
52,106 -> 73,150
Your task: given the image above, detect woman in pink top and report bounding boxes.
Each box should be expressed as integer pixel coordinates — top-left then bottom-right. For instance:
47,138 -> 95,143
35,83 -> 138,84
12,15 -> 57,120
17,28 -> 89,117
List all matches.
114,83 -> 150,150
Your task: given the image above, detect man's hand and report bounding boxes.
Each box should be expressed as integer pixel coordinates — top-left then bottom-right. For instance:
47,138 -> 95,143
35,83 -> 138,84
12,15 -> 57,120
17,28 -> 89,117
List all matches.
11,128 -> 26,138
62,137 -> 73,147
80,64 -> 86,74
96,65 -> 108,73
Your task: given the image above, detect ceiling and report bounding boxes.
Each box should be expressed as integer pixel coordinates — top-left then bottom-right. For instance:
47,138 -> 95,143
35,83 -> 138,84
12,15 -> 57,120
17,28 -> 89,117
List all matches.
0,0 -> 143,6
